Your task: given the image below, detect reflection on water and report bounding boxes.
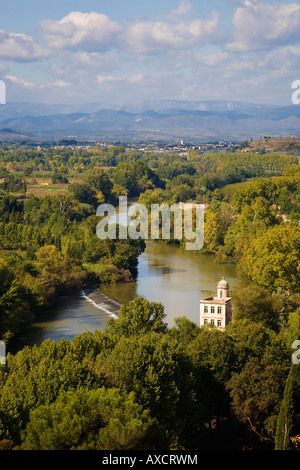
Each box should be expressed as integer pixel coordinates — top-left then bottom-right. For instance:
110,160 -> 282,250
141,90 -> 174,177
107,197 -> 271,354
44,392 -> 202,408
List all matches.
9,241 -> 236,352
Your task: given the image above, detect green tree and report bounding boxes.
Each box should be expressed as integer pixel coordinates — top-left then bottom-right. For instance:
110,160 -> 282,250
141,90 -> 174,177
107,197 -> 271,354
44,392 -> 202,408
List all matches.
204,209 -> 224,253
0,337 -> 104,443
187,328 -> 240,430
231,282 -> 280,330
275,365 -> 296,450
69,182 -> 97,206
105,297 -> 167,337
227,356 -> 286,443
169,316 -> 200,346
82,169 -> 116,204
23,387 -> 159,450
99,332 -> 198,448
240,225 -> 300,293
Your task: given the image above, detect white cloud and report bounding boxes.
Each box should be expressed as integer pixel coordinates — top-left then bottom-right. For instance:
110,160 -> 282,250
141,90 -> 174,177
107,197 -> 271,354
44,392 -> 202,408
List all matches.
197,51 -> 228,66
6,75 -> 71,90
258,45 -> 300,77
167,1 -> 192,21
3,3 -> 300,106
40,11 -> 122,51
128,73 -> 144,83
6,75 -> 36,89
97,74 -> 122,84
125,11 -> 221,53
0,30 -> 48,61
227,0 -> 300,52
97,73 -> 145,86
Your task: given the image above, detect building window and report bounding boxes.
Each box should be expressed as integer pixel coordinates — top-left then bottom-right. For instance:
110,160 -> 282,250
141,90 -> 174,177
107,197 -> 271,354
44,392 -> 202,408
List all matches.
217,320 -> 222,327
204,306 -> 208,313
211,307 -> 215,314
220,290 -> 223,298
204,319 -> 208,324
217,307 -> 222,314
211,319 -> 215,326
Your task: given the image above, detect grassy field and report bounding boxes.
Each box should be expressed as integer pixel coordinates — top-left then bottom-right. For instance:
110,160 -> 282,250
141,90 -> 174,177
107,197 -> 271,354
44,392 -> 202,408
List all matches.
25,176 -> 79,198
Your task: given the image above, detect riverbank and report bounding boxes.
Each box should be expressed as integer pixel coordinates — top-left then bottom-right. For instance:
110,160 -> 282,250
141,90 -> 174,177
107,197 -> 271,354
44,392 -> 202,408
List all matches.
8,241 -> 236,353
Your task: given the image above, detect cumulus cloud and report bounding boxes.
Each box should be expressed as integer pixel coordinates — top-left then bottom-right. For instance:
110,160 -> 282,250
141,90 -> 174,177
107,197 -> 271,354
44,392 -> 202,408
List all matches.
258,45 -> 300,77
40,8 -> 222,55
125,11 -> 221,53
3,1 -> 300,106
0,30 -> 48,61
227,0 -> 300,52
40,11 -> 122,51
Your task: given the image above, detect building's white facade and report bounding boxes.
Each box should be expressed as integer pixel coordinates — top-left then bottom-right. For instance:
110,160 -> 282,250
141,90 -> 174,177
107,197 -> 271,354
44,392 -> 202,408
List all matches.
199,277 -> 232,330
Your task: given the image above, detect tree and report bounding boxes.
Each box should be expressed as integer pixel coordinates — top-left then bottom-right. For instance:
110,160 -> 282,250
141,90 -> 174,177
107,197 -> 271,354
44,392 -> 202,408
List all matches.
113,162 -> 137,197
0,337 -> 103,443
23,387 -> 159,450
231,282 -> 280,330
203,209 -> 224,253
240,225 -> 300,293
69,182 -> 97,206
0,258 -> 35,342
34,245 -> 65,279
51,173 -> 68,184
171,184 -> 196,202
82,169 -> 116,204
227,356 -> 286,443
187,328 -> 240,430
113,161 -> 164,197
169,316 -> 200,346
275,365 -> 295,450
105,297 -> 168,337
98,332 -> 198,448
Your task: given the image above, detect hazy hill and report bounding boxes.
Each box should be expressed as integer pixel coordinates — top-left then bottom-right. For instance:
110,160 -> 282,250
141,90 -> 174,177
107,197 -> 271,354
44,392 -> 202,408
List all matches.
248,136 -> 300,154
0,100 -> 300,142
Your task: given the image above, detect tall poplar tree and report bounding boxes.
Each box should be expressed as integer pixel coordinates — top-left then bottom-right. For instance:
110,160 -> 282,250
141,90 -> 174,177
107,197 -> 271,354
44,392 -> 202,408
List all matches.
275,365 -> 295,450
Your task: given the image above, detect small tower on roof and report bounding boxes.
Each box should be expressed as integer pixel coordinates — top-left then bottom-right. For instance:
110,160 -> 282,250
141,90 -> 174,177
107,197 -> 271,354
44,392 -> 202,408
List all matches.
217,277 -> 229,299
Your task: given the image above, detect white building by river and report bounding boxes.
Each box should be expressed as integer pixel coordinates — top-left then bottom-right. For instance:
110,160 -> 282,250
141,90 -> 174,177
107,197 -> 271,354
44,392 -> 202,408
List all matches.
199,277 -> 232,330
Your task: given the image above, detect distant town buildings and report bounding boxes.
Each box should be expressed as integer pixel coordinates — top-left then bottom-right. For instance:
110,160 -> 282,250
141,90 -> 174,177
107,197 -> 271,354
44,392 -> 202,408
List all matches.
50,140 -> 239,154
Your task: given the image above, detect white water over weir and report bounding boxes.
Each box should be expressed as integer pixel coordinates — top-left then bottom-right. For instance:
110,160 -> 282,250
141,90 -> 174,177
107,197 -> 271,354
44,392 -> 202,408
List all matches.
80,288 -> 120,319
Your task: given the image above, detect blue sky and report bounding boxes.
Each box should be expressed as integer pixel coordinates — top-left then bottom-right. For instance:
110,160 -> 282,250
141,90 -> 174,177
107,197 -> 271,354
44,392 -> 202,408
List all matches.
1,0 -> 300,106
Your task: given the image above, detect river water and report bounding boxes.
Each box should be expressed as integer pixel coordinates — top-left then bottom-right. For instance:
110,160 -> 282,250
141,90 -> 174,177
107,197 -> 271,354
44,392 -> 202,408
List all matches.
10,241 -> 236,351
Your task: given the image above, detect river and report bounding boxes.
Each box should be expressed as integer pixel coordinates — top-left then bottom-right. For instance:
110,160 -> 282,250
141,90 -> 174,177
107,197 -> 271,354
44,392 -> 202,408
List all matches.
10,241 -> 236,352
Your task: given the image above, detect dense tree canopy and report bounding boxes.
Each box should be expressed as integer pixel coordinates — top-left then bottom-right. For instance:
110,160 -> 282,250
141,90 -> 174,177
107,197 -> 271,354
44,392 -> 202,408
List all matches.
0,142 -> 299,450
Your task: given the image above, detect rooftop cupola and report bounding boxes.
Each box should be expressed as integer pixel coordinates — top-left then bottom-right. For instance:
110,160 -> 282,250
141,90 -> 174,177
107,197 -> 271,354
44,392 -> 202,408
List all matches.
217,277 -> 229,299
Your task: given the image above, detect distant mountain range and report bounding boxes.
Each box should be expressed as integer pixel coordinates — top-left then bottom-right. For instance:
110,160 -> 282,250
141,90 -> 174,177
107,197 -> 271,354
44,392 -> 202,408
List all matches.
0,99 -> 300,142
